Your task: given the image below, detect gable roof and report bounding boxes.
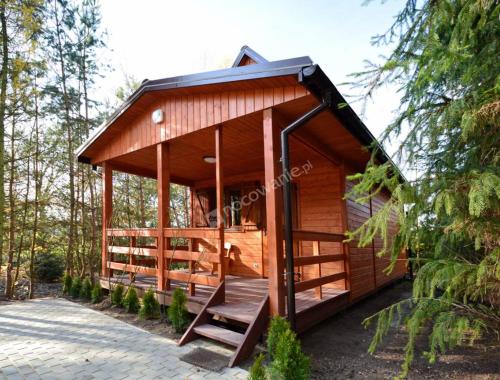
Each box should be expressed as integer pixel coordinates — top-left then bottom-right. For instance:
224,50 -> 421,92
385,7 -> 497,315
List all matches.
232,45 -> 269,67
76,46 -> 399,177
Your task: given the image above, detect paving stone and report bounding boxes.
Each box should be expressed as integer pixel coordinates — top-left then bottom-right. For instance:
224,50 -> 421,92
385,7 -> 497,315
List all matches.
0,298 -> 247,379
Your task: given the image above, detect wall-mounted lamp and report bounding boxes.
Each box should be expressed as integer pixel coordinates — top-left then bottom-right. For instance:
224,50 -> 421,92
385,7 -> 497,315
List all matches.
203,155 -> 216,164
152,109 -> 164,124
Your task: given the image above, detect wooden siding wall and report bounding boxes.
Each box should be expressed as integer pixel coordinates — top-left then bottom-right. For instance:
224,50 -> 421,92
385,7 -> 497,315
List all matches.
346,178 -> 406,300
92,86 -> 308,164
296,158 -> 345,289
191,182 -> 266,278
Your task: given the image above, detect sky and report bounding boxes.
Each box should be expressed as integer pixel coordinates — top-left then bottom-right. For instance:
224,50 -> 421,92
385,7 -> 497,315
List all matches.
98,0 -> 405,147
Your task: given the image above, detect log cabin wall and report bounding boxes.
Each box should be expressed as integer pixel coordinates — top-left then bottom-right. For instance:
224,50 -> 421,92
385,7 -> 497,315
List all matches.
346,176 -> 406,300
191,179 -> 266,278
294,157 -> 345,289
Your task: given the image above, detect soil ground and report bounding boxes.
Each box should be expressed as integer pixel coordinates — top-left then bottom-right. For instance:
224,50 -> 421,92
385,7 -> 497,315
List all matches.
1,272 -> 498,379
302,280 -> 499,380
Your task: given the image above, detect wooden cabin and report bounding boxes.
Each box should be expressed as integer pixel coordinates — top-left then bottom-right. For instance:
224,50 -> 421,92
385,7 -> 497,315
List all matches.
76,46 -> 407,366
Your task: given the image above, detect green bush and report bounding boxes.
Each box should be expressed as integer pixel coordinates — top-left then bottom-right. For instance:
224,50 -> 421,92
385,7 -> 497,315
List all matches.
79,277 -> 92,300
111,283 -> 125,307
91,282 -> 103,304
167,288 -> 189,333
267,316 -> 290,359
247,353 -> 267,380
62,272 -> 72,295
70,277 -> 82,299
124,286 -> 140,313
34,252 -> 65,282
269,328 -> 310,380
139,288 -> 160,320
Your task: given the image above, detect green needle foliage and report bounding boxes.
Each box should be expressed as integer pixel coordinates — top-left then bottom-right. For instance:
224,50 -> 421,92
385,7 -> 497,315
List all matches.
167,288 -> 190,333
139,288 -> 160,320
267,316 -> 290,359
111,283 -> 125,307
91,282 -> 103,304
348,1 -> 500,377
247,353 -> 267,380
124,286 -> 140,313
70,277 -> 82,299
79,278 -> 92,300
62,273 -> 72,295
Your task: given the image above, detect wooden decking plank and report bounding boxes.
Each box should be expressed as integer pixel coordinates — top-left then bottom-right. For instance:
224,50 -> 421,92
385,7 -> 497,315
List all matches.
207,303 -> 256,324
193,324 -> 244,347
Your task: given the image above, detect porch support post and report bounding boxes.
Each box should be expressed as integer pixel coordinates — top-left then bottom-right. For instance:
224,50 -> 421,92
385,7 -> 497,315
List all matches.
157,142 -> 170,292
263,109 -> 285,316
215,125 -> 225,292
102,161 -> 112,278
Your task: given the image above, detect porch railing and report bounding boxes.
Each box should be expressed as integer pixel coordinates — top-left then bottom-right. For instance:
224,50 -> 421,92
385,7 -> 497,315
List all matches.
290,229 -> 347,299
106,227 -> 224,295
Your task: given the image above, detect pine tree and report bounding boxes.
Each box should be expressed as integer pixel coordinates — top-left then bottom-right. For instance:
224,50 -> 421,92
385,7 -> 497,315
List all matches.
347,1 -> 500,377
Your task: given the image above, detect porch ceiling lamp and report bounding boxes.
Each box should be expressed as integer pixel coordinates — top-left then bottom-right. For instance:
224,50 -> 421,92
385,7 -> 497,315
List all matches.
203,155 -> 216,164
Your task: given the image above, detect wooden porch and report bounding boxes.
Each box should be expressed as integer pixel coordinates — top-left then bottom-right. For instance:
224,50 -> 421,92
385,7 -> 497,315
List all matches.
101,273 -> 349,328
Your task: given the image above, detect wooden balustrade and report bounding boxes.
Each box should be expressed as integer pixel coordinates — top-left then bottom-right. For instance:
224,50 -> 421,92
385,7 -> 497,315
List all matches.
105,227 -> 224,294
290,229 -> 347,299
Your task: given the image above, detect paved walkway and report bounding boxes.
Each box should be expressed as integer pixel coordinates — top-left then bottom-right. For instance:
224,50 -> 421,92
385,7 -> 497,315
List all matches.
0,298 -> 248,380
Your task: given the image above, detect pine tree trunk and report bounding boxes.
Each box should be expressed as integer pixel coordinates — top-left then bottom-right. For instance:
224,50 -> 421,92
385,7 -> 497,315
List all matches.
53,0 -> 75,275
5,99 -> 16,298
138,178 -> 146,227
29,82 -> 40,299
0,1 -> 9,285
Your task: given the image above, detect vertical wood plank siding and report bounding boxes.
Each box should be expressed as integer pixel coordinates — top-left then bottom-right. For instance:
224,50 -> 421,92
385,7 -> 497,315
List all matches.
92,86 -> 308,164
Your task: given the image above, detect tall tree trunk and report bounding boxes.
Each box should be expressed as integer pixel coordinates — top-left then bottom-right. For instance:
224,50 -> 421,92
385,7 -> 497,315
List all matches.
0,1 -> 9,283
125,175 -> 132,228
14,133 -> 31,297
53,0 -> 75,274
28,79 -> 40,299
5,94 -> 16,298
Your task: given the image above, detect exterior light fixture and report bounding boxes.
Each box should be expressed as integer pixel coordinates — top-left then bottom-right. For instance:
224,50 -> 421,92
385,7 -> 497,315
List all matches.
152,109 -> 164,124
203,155 -> 216,164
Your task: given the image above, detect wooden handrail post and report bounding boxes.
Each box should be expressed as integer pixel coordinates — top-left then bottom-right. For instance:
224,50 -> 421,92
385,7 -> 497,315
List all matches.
129,236 -> 136,282
102,162 -> 112,278
312,240 -> 322,299
215,125 -> 225,294
157,143 -> 170,292
263,109 -> 286,316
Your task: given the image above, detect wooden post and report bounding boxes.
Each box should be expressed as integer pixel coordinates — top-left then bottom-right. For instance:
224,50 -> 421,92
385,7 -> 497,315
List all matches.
339,163 -> 351,296
157,143 -> 170,292
102,162 -> 112,278
215,125 -> 225,292
313,240 -> 322,299
263,108 -> 285,316
129,237 -> 136,282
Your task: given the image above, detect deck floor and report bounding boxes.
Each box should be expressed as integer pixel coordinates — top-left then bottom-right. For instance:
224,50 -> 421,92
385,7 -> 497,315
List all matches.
104,274 -> 349,315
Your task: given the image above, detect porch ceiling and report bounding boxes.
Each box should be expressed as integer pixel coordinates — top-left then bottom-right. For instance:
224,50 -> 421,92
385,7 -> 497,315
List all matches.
107,94 -> 371,185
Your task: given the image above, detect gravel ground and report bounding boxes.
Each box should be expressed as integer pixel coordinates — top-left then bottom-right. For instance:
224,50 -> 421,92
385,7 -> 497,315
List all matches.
301,280 -> 500,380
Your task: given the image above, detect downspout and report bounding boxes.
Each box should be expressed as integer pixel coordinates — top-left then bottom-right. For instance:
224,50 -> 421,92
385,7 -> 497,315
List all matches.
281,71 -> 331,330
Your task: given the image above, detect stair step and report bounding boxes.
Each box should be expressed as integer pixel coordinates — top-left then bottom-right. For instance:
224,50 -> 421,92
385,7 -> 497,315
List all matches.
193,324 -> 245,347
207,302 -> 256,324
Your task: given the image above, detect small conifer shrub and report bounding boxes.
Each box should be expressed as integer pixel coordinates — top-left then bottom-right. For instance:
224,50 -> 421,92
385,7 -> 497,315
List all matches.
167,288 -> 190,333
62,272 -> 72,295
111,283 -> 125,307
124,286 -> 140,313
247,353 -> 267,380
70,277 -> 82,299
139,288 -> 160,319
269,328 -> 310,380
91,282 -> 103,304
267,316 -> 290,359
80,278 -> 92,300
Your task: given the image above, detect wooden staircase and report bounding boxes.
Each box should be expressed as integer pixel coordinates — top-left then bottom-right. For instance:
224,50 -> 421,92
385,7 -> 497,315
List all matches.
179,281 -> 269,367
